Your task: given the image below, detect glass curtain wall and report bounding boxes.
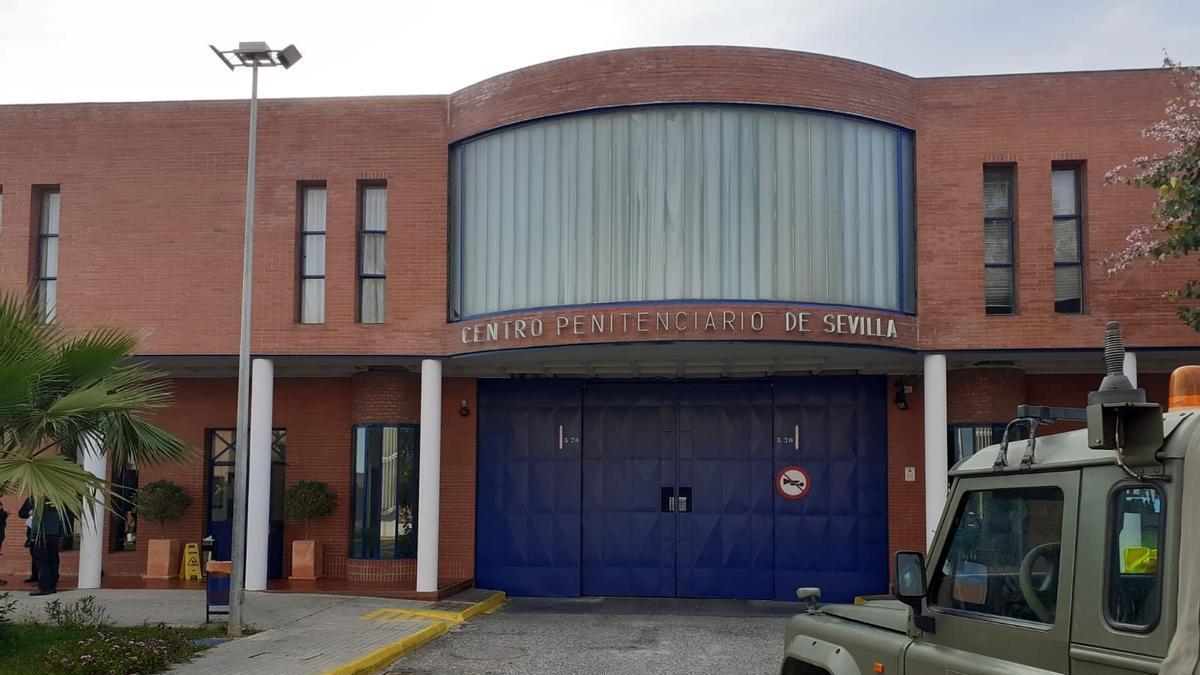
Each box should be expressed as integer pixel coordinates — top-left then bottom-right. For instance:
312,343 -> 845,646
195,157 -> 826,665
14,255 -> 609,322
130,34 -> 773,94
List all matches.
450,104 -> 916,318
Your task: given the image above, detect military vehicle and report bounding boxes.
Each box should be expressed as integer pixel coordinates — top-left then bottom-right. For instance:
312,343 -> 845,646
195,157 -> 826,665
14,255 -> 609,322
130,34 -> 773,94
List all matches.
781,322 -> 1200,674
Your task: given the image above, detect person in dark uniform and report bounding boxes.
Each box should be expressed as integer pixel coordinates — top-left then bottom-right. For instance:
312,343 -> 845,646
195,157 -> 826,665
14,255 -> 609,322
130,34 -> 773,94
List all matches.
18,498 -> 38,584
22,498 -> 61,596
0,501 -> 8,586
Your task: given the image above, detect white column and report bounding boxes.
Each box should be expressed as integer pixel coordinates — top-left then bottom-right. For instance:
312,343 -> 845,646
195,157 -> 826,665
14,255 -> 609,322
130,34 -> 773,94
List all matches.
78,434 -> 107,590
245,358 -> 274,591
416,359 -> 443,593
1123,351 -> 1138,388
923,354 -> 949,551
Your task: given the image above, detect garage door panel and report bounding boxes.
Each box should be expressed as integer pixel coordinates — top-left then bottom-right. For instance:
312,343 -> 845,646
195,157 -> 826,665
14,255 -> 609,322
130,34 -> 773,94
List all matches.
476,379 -> 582,597
582,384 -> 676,597
773,376 -> 888,602
676,383 -> 774,599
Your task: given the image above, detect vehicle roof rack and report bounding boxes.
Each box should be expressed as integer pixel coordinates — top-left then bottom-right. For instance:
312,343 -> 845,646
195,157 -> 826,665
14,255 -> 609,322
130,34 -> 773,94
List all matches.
991,407 -> 1089,471
993,322 -> 1163,473
1014,405 -> 1087,423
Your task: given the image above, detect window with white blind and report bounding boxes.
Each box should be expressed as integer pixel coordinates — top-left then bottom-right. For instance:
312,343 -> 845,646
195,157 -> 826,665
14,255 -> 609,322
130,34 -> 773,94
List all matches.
357,184 -> 387,324
984,167 -> 1016,315
299,185 -> 327,324
1052,167 -> 1084,313
35,189 -> 61,323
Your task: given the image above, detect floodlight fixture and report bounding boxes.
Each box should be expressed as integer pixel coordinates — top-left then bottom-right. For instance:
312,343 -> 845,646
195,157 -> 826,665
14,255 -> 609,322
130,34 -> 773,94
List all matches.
209,42 -> 303,70
277,44 -> 302,69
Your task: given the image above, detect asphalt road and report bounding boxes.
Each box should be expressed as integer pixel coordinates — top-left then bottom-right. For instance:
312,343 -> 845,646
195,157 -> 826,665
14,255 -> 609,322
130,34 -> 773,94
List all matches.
387,597 -> 795,675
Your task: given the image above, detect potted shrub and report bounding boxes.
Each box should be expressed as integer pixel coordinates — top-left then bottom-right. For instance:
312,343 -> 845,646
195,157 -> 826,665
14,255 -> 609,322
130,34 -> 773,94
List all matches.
137,480 -> 192,579
283,481 -> 337,580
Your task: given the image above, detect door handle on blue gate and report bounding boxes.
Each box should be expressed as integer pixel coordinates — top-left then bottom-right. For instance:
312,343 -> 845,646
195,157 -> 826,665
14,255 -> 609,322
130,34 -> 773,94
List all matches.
678,486 -> 692,513
661,487 -> 675,512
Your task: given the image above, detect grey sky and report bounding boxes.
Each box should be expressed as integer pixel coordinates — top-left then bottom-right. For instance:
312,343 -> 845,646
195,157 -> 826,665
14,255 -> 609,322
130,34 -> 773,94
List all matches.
1,0 -> 1198,104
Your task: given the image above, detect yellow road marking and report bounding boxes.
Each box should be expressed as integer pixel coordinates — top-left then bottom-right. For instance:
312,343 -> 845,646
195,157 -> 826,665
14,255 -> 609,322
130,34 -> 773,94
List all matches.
329,591 -> 506,675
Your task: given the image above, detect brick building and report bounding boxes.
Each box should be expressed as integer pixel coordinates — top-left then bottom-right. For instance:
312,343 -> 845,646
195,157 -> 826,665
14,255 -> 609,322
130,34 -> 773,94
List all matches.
0,47 -> 1196,600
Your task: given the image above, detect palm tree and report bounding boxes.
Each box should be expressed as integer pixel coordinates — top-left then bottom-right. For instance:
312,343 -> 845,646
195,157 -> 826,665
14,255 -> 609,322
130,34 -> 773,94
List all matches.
0,293 -> 189,521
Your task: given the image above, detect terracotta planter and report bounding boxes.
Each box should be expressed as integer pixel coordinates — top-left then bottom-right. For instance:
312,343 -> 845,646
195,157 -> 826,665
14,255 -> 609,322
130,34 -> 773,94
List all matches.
143,539 -> 180,579
288,540 -> 323,581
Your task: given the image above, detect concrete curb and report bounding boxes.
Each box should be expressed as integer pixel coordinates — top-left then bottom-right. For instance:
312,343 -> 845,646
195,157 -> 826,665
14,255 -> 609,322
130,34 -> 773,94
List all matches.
322,621 -> 449,675
324,591 -> 506,675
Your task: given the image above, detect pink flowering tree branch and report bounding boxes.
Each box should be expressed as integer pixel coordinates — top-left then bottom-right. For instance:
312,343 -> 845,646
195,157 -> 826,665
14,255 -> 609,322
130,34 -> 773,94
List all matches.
1106,57 -> 1200,330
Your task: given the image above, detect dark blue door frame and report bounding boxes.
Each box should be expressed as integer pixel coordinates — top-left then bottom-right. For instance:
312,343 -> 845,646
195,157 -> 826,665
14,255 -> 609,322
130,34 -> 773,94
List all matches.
205,429 -> 286,580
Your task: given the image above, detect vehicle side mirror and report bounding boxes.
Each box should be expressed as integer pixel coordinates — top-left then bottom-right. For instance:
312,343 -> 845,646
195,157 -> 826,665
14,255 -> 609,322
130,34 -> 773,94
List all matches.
894,551 -> 927,608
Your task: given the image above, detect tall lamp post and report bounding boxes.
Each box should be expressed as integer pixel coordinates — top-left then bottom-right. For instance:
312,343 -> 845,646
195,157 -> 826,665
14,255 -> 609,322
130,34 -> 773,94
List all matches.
210,41 -> 302,637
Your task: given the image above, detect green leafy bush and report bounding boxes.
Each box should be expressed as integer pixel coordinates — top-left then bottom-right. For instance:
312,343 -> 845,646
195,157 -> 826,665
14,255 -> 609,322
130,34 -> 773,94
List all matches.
44,625 -> 194,675
136,480 -> 192,538
283,480 -> 337,540
43,595 -> 110,629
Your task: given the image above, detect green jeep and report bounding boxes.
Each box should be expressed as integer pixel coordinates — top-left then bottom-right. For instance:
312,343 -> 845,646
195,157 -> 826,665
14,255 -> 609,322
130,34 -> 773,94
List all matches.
781,324 -> 1200,675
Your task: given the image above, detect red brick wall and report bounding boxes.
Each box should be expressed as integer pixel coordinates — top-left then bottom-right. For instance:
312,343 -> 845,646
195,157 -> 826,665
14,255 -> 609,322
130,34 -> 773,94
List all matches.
1,373 -> 479,583
0,96 -> 451,357
1,48 -> 1191,360
449,46 -> 916,140
439,378 -> 477,581
947,368 -> 1028,424
916,69 -> 1197,351
352,371 -> 421,424
887,377 -> 926,561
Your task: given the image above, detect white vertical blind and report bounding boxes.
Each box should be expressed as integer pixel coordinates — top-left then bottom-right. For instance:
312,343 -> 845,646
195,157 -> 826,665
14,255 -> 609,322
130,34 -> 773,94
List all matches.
37,191 -> 61,323
450,105 -> 914,318
300,187 -> 327,324
359,186 -> 388,324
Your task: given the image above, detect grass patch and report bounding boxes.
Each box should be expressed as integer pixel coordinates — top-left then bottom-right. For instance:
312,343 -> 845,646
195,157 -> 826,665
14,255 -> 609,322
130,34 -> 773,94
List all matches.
0,623 -> 227,674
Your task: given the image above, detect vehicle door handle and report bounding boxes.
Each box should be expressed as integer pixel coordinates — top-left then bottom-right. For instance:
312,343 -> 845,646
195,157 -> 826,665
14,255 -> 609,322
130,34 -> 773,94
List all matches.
678,486 -> 692,513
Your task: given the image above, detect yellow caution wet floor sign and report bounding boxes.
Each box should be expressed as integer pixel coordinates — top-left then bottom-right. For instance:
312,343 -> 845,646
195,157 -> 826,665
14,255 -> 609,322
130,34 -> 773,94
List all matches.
180,543 -> 203,580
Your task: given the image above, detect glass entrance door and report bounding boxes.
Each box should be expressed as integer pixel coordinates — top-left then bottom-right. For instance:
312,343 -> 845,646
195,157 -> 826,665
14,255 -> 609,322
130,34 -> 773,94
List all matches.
206,428 -> 286,579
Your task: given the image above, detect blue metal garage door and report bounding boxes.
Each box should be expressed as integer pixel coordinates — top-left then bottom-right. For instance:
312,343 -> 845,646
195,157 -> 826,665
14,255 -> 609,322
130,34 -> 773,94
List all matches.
475,379 -> 583,597
475,376 -> 887,601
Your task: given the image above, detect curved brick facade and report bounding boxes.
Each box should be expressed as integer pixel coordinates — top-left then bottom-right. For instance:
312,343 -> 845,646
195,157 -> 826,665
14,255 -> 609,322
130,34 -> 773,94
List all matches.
448,47 -> 916,141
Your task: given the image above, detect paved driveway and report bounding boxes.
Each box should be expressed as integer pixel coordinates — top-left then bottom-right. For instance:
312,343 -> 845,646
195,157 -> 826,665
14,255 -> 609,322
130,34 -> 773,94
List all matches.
388,597 -> 795,675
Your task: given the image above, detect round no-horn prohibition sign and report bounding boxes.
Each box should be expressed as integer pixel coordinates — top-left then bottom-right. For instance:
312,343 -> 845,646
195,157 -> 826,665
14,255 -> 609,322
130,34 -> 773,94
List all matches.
776,465 -> 811,500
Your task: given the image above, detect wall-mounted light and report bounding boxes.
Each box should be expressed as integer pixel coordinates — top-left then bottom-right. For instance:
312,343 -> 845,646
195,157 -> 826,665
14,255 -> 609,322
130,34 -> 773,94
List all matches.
458,400 -> 471,417
893,380 -> 910,410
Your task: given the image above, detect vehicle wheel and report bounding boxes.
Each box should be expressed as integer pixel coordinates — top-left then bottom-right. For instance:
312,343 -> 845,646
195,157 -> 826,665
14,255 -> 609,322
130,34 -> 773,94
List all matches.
781,657 -> 832,675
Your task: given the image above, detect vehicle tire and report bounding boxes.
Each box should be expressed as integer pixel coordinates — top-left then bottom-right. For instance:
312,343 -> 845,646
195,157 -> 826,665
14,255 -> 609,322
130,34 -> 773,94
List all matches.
780,657 -> 832,675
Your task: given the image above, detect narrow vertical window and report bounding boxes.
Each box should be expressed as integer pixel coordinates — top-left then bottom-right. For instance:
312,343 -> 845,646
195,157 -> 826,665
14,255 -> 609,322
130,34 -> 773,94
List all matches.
358,183 -> 387,323
35,189 -> 61,323
983,167 -> 1016,315
299,185 -> 327,324
1052,166 -> 1084,313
